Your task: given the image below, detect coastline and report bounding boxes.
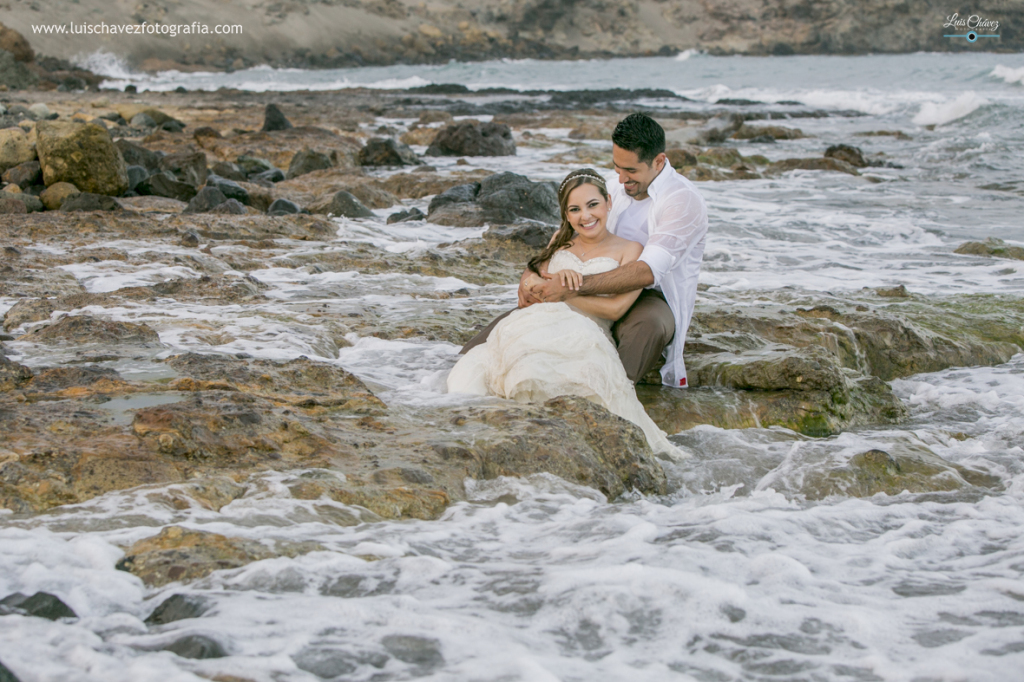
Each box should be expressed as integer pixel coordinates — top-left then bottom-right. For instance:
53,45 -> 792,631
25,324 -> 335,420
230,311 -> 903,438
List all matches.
3,0 -> 1021,74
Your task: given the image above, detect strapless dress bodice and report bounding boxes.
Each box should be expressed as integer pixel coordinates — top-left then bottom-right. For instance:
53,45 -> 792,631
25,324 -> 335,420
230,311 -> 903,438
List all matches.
548,250 -> 619,277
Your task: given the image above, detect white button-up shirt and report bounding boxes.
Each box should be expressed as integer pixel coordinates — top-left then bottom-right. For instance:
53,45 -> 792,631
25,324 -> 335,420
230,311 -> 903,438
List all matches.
605,161 -> 708,387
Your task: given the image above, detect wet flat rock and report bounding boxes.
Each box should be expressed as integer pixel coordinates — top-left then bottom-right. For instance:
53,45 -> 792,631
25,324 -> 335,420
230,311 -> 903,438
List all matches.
116,525 -> 323,587
164,353 -> 386,412
17,315 -> 161,345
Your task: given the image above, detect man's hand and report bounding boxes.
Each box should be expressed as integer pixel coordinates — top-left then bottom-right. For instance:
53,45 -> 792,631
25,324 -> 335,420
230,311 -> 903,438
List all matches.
531,271 -> 577,303
518,269 -> 544,308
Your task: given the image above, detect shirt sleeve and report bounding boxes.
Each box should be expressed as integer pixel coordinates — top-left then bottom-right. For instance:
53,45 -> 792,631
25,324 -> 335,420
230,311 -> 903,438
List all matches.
641,184 -> 708,287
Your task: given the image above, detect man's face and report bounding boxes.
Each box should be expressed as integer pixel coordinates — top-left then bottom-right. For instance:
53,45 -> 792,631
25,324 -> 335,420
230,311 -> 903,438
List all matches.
612,145 -> 665,200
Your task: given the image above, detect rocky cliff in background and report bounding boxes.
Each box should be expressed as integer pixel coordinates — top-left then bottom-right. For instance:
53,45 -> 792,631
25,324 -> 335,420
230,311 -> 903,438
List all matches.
2,0 -> 1021,73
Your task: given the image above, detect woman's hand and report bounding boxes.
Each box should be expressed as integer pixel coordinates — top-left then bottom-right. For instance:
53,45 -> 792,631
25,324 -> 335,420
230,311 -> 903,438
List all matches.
558,269 -> 583,291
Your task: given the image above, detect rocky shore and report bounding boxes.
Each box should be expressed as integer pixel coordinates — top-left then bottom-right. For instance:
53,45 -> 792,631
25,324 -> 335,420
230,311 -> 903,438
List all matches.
0,70 -> 1021,605
3,0 -> 1022,74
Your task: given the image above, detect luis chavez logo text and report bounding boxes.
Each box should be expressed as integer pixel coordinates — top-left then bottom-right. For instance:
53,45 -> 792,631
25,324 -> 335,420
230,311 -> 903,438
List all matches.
944,13 -> 1000,42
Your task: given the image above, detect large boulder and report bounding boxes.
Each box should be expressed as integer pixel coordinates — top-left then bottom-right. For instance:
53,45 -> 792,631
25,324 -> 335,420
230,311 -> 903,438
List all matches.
0,128 -> 36,175
36,121 -> 129,196
427,172 -> 558,226
426,121 -> 516,157
358,138 -> 422,166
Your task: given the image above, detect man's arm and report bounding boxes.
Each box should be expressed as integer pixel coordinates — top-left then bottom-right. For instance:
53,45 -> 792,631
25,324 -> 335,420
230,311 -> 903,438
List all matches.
531,261 -> 655,302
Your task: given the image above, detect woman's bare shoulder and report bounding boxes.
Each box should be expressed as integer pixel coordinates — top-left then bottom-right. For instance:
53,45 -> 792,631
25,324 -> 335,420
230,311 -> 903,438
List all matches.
608,234 -> 644,262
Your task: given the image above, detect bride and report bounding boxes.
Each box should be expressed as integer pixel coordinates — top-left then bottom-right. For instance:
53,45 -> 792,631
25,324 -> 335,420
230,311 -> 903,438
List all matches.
446,169 -> 680,457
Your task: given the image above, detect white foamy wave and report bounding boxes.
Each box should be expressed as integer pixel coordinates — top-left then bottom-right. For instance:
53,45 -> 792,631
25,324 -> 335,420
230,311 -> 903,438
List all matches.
674,49 -> 702,61
912,91 -> 988,126
991,65 -> 1024,86
72,50 -> 138,79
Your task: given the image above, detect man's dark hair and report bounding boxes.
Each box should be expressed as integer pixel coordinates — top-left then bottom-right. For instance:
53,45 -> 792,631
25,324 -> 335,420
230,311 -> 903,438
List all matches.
612,113 -> 666,165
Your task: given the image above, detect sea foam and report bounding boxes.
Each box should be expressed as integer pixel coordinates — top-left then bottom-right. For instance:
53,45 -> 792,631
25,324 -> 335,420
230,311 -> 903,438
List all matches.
912,91 -> 988,126
991,64 -> 1024,85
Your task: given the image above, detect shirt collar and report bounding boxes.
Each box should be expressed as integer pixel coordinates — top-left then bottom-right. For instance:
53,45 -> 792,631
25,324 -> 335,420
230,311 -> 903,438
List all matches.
645,161 -> 674,202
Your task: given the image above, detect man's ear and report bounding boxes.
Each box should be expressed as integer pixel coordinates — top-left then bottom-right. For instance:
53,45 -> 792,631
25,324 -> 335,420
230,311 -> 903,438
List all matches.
654,152 -> 667,171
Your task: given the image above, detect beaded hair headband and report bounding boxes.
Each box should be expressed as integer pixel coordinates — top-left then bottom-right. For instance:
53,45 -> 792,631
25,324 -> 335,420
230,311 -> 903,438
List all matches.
559,172 -> 606,193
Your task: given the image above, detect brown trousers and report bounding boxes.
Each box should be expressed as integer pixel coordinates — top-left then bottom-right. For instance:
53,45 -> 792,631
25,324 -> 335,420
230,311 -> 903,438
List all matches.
459,289 -> 674,383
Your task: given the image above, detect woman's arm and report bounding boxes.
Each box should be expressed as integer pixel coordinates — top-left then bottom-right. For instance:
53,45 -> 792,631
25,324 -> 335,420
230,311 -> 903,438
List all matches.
566,239 -> 645,320
569,289 -> 643,320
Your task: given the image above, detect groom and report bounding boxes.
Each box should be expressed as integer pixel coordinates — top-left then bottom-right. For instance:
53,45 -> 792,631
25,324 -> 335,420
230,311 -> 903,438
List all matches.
462,112 -> 708,388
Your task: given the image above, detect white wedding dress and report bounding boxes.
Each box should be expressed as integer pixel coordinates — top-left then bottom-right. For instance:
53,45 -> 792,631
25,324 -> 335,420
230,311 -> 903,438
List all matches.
447,250 -> 680,457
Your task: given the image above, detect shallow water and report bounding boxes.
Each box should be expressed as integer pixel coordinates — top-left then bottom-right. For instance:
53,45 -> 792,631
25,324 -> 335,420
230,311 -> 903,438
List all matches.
3,53 -> 1024,680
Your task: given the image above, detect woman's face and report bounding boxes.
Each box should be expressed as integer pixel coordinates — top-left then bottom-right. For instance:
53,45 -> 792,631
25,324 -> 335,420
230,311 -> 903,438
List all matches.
565,183 -> 610,239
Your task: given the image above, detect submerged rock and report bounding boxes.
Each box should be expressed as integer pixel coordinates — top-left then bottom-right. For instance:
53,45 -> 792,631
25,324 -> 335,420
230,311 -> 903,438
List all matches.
824,143 -> 868,168
0,592 -> 77,620
766,157 -> 861,176
163,635 -> 228,660
801,446 -> 1001,499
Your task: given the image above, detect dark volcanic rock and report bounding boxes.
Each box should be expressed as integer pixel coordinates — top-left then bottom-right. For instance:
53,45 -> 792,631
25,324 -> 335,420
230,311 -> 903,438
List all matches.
427,172 -> 558,226
211,161 -> 246,182
316,190 -> 373,218
261,103 -> 293,132
252,168 -> 285,183
163,635 -> 228,659
268,198 -> 302,215
159,148 -> 208,187
125,165 -> 149,191
184,186 -> 228,214
138,172 -> 197,202
115,140 -> 162,173
825,144 -> 867,168
145,594 -> 210,625
204,174 -> 250,205
1,160 -> 41,189
386,207 -> 426,224
0,592 -> 77,620
0,191 -> 42,213
358,137 -> 423,166
426,121 -> 516,157
18,315 -> 160,344
287,147 -> 334,178
209,198 -> 247,215
236,155 -> 274,178
59,193 -> 123,212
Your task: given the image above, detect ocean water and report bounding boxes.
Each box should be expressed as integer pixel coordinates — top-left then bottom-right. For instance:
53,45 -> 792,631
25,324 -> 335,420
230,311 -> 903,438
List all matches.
2,53 -> 1024,680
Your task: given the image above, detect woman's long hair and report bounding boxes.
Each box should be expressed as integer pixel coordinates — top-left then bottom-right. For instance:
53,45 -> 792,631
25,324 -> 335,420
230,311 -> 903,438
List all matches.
527,168 -> 610,275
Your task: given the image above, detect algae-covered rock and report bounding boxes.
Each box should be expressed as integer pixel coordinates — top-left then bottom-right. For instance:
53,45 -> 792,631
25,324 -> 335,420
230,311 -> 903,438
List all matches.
954,238 -> 1024,261
766,157 -> 860,176
0,128 -> 36,175
36,121 -> 129,196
